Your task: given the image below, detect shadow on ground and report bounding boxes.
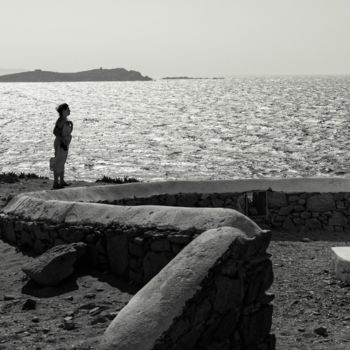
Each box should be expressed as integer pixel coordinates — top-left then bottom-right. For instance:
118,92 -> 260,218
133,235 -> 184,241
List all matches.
270,228 -> 350,243
21,258 -> 139,298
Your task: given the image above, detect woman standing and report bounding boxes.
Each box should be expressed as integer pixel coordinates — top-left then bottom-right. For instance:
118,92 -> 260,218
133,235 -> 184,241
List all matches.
52,103 -> 73,189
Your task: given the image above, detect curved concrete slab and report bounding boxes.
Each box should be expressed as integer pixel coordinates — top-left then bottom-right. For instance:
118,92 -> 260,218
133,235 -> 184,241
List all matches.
12,178 -> 350,205
3,196 -> 261,236
331,247 -> 350,284
99,226 -> 247,350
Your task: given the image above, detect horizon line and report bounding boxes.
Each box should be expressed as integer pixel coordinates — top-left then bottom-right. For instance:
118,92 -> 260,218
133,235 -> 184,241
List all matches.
0,68 -> 349,79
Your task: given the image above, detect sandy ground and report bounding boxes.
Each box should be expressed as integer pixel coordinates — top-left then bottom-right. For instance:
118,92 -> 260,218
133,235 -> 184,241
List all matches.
1,178 -> 350,349
0,178 -> 137,350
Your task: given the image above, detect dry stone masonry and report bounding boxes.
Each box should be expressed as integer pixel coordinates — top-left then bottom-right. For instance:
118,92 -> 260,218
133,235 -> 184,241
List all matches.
100,227 -> 275,350
267,191 -> 350,232
5,178 -> 347,349
2,178 -> 350,348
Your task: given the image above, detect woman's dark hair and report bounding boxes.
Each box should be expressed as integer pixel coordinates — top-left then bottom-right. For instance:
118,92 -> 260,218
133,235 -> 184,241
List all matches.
56,103 -> 69,117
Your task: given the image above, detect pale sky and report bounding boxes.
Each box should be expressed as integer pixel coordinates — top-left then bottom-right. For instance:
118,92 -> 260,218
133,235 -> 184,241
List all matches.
1,0 -> 350,77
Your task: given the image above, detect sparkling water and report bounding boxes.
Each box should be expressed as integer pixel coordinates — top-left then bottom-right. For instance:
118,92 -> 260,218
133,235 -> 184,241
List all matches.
0,76 -> 349,182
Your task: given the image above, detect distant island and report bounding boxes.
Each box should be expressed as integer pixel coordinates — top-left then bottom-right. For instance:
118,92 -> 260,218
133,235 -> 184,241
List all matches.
162,76 -> 224,80
0,68 -> 152,82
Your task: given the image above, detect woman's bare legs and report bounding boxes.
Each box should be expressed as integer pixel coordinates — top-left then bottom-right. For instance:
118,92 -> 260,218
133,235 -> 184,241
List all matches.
53,171 -> 60,188
60,169 -> 65,186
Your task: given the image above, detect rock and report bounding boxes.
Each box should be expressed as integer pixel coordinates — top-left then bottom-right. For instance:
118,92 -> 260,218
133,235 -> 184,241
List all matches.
273,215 -> 285,223
22,242 -> 87,286
306,218 -> 322,230
293,218 -> 304,225
89,307 -> 102,316
168,234 -> 192,244
85,233 -> 97,244
150,239 -> 171,252
65,310 -> 75,317
107,311 -> 118,320
62,228 -> 84,243
314,327 -> 328,337
300,212 -> 311,220
300,237 -> 312,242
63,317 -> 75,330
133,237 -> 144,245
214,277 -> 242,313
278,206 -> 293,216
32,316 -> 39,323
288,195 -> 299,202
84,293 -> 96,299
177,193 -> 198,207
78,302 -> 97,310
293,205 -> 305,212
91,315 -> 108,325
328,212 -> 348,226
282,217 -> 297,231
336,201 -> 346,209
22,299 -> 37,310
3,294 -> 19,301
267,192 -> 287,208
307,194 -> 335,212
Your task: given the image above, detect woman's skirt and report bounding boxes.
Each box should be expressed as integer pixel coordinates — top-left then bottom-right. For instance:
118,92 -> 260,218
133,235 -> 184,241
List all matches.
53,138 -> 68,173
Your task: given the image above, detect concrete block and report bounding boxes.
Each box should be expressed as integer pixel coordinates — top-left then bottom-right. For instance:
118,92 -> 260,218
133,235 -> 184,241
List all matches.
331,247 -> 350,284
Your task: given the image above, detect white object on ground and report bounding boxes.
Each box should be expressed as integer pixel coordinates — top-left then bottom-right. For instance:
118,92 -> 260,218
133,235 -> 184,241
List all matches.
331,247 -> 350,284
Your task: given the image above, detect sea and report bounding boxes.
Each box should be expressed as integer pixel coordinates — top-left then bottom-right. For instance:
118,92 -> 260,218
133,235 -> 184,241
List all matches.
0,76 -> 349,182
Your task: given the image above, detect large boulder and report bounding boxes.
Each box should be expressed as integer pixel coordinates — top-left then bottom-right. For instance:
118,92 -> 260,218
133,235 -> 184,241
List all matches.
22,242 -> 87,286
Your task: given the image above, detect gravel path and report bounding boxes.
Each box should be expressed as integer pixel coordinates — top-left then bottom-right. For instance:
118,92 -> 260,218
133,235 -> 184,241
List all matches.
270,230 -> 350,349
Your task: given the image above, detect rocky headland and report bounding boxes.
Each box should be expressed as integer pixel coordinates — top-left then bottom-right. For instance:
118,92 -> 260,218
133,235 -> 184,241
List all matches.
0,68 -> 152,82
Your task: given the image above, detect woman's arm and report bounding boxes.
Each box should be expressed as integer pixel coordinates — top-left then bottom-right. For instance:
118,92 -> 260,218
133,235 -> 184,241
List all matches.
61,122 -> 72,149
68,120 -> 73,132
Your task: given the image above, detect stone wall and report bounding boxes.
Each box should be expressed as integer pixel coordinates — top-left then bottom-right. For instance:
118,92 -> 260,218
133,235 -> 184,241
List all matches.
267,191 -> 350,232
0,214 -> 200,284
98,190 -> 350,232
4,178 -> 350,349
0,200 -> 262,286
100,227 -> 275,350
0,192 -> 274,349
98,192 -> 245,212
